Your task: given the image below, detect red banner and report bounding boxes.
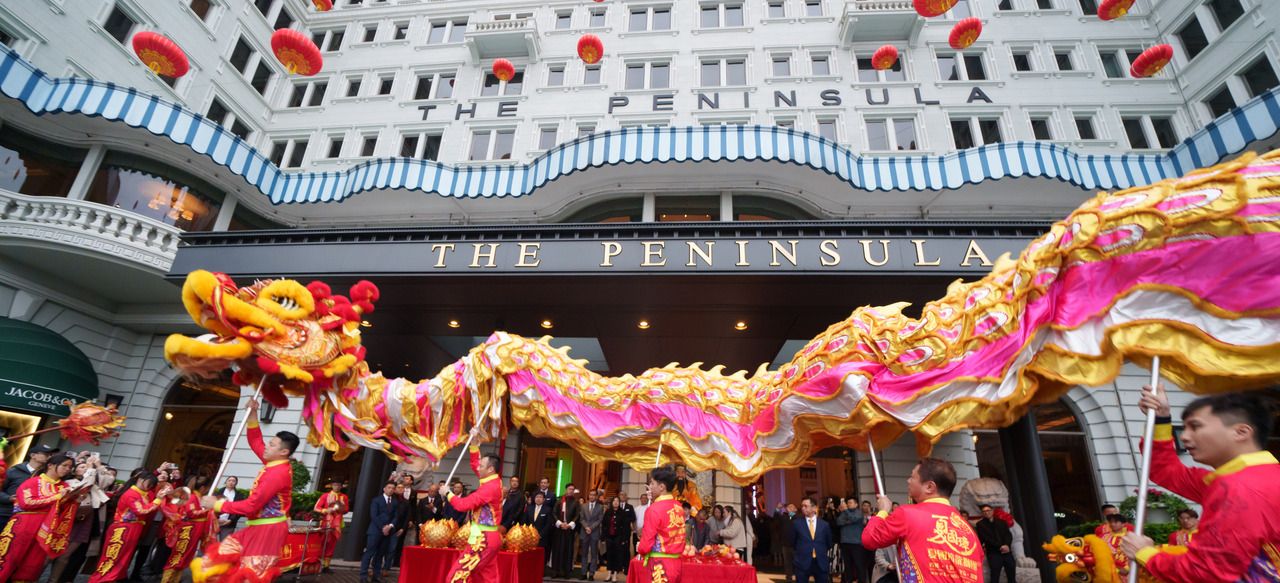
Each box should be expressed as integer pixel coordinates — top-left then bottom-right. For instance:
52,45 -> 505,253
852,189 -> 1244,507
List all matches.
279,528 -> 326,574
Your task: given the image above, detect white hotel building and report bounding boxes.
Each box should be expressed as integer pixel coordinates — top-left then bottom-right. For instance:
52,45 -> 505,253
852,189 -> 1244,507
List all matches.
0,0 -> 1278,567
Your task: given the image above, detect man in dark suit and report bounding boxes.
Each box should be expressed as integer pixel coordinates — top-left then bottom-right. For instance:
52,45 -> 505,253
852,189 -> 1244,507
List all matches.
793,497 -> 834,583
501,475 -> 526,530
526,491 -> 554,554
361,482 -> 399,583
442,481 -> 469,524
579,489 -> 604,579
551,483 -> 581,578
535,477 -> 554,505
780,503 -> 800,582
0,443 -> 54,528
215,475 -> 247,540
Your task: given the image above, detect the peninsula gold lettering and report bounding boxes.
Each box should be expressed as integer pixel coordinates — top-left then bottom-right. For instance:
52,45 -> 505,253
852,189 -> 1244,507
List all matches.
515,242 -> 541,267
470,243 -> 499,268
961,239 -> 993,267
912,239 -> 942,266
431,243 -> 455,268
641,241 -> 667,267
687,241 -> 714,267
819,240 -> 840,266
600,242 -> 622,267
769,240 -> 799,267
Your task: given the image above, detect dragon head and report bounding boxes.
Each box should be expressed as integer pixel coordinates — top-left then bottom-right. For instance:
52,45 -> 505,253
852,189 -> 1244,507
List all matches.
1043,533 -> 1183,583
164,270 -> 379,408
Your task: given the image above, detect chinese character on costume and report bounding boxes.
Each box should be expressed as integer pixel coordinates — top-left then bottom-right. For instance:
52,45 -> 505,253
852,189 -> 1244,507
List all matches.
441,445 -> 503,583
862,459 -> 983,583
314,478 -> 349,570
90,475 -> 162,582
0,453 -> 81,583
636,467 -> 687,583
160,486 -> 217,583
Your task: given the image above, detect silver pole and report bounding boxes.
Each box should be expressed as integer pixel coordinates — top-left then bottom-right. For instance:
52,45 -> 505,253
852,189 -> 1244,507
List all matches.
211,376 -> 266,490
443,398 -> 496,487
867,438 -> 901,577
1128,356 -> 1162,583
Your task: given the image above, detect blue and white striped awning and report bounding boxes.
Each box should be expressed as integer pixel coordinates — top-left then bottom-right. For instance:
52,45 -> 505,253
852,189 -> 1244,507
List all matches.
2,46 -> 1278,205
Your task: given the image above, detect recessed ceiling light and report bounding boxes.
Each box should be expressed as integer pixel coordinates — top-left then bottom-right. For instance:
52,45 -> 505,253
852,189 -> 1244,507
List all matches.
541,319 -> 554,329
734,321 -> 748,331
638,320 -> 650,330
447,319 -> 460,328
164,411 -> 174,421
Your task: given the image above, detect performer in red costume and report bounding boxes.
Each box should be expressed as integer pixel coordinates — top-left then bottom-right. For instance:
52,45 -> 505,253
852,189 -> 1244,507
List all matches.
635,466 -> 687,583
862,458 -> 983,583
437,433 -> 503,583
193,397 -> 299,583
91,474 -> 162,582
0,453 -> 86,583
314,478 -> 349,572
160,481 -> 215,583
1122,387 -> 1280,582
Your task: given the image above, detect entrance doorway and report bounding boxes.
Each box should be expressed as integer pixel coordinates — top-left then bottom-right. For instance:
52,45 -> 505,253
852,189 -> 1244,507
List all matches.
144,372 -> 238,481
518,430 -> 624,498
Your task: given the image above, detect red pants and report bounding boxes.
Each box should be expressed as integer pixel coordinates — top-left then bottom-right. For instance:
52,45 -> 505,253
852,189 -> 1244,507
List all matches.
445,529 -> 501,583
199,520 -> 289,582
0,511 -> 52,582
162,518 -> 210,581
321,526 -> 342,566
89,520 -> 147,582
635,557 -> 682,583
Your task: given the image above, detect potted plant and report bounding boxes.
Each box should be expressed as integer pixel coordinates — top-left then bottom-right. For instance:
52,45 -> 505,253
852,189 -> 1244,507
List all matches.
1120,488 -> 1190,526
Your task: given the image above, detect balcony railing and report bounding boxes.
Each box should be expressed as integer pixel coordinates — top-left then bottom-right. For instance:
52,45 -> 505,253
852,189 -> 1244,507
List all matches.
839,0 -> 920,43
465,18 -> 540,61
0,189 -> 180,273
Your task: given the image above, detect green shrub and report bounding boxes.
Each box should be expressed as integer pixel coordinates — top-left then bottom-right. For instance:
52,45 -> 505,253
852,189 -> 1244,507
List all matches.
1054,521 -> 1179,545
1060,522 -> 1101,539
291,459 -> 312,491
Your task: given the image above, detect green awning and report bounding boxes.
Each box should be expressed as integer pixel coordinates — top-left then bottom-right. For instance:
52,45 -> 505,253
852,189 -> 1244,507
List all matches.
0,317 -> 98,417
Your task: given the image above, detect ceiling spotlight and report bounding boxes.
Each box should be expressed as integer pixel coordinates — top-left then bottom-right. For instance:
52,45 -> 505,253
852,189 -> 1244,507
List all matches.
447,319 -> 460,328
164,411 -> 174,421
638,320 -> 650,330
541,319 -> 554,329
734,321 -> 748,331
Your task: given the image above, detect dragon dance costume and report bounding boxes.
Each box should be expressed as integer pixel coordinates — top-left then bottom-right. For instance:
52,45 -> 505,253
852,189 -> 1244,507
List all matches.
192,417 -> 293,583
1134,422 -> 1280,583
0,473 -> 75,583
444,445 -> 503,583
862,498 -> 984,583
635,494 -> 687,583
91,485 -> 161,582
313,490 -> 348,568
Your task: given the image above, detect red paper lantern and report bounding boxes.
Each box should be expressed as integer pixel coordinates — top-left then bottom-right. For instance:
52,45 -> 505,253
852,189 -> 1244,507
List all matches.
271,28 -> 323,76
1097,0 -> 1135,20
131,32 -> 190,78
577,34 -> 604,65
311,0 -> 334,11
1129,44 -> 1173,78
492,58 -> 515,82
871,45 -> 899,71
913,0 -> 958,17
948,17 -> 982,50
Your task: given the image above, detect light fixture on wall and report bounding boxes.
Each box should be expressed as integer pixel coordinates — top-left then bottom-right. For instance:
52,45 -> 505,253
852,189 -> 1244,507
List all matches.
104,394 -> 124,410
734,321 -> 748,331
164,411 -> 174,421
261,403 -> 278,422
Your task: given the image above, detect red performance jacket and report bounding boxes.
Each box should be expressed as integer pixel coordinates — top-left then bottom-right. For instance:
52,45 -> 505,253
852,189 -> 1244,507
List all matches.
446,446 -> 502,527
214,420 -> 292,521
1136,423 -> 1280,583
862,498 -> 984,583
637,494 -> 686,556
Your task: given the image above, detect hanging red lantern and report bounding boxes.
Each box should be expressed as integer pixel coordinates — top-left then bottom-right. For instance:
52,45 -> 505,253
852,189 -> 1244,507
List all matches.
913,0 -> 958,17
1129,44 -> 1173,78
271,29 -> 324,76
871,45 -> 899,71
492,58 -> 515,82
948,18 -> 982,50
311,0 -> 334,11
1097,0 -> 1135,20
131,32 -> 190,78
577,34 -> 604,65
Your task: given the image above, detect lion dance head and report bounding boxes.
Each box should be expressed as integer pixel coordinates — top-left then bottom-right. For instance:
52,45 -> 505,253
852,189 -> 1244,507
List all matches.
1043,534 -> 1186,583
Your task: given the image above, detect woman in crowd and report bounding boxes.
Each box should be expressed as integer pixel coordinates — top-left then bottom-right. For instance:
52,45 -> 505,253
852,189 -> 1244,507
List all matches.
602,496 -> 632,583
90,472 -> 161,583
720,506 -> 750,560
0,453 -> 84,583
49,452 -> 114,582
709,505 -> 725,545
159,475 -> 214,583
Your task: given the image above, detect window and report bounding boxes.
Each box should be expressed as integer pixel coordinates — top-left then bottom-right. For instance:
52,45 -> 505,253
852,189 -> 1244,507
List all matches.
1099,51 -> 1123,78
997,0 -> 1013,10
346,76 -> 362,97
470,129 -> 515,160
103,6 -> 138,44
1206,0 -> 1244,32
287,81 -> 326,107
189,0 -> 215,21
1074,114 -> 1097,139
767,1 -> 785,17
951,117 -> 1002,149
584,64 -> 602,84
1054,50 -> 1074,71
1030,116 -> 1053,140
948,0 -> 971,18
428,19 -> 466,44
1122,117 -> 1149,148
701,58 -> 747,86
700,3 -> 744,28
230,38 -> 254,74
1239,55 -> 1280,99
1204,85 -> 1237,118
578,124 -> 596,138
657,196 -> 719,222
401,132 -> 443,160
253,0 -> 273,17
865,118 -> 918,150
1012,50 -> 1034,72
938,52 -> 986,81
625,62 -> 669,89
811,54 -> 831,76
547,64 -> 566,87
805,0 -> 823,16
856,57 -> 904,82
207,98 -> 231,127
538,126 -> 558,150
775,117 -> 795,128
413,72 -> 455,100
1177,18 -> 1209,61
1077,0 -> 1097,15
86,153 -> 223,231
0,126 -> 88,197
1122,115 -> 1179,149
273,8 -> 293,30
326,136 -> 344,158
816,119 -> 837,141
590,8 -> 606,26
393,21 -> 409,40
481,70 -> 523,96
377,75 -> 394,95
361,24 -> 378,43
1150,117 -> 1178,148
360,135 -> 378,157
313,29 -> 345,52
250,61 -> 273,95
1036,0 -> 1054,7
771,55 -> 792,77
0,27 -> 13,47
629,6 -> 672,31
269,138 -> 308,168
